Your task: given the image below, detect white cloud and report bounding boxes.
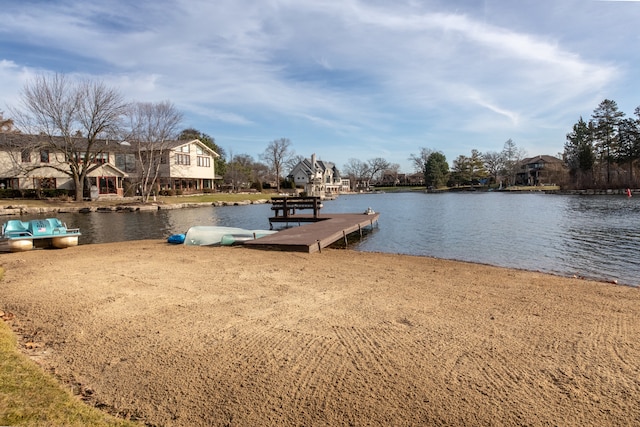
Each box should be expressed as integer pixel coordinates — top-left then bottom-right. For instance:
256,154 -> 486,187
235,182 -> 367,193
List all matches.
0,0 -> 636,170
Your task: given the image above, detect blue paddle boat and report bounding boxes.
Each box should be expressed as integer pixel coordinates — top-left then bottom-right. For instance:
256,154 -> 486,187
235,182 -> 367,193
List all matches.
0,218 -> 81,252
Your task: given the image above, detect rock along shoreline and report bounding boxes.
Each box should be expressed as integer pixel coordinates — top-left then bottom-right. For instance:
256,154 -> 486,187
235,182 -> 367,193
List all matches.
0,198 -> 270,217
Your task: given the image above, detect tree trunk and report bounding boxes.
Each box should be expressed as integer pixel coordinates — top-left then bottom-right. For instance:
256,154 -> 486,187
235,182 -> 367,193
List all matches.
73,174 -> 84,201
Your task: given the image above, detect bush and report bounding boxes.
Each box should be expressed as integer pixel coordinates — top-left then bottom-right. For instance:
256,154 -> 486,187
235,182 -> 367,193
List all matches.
0,189 -> 22,199
42,189 -> 70,198
20,189 -> 39,199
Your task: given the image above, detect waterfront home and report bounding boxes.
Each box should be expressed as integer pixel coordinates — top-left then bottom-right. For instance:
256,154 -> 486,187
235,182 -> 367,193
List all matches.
516,155 -> 566,186
288,153 -> 349,197
0,133 -> 220,198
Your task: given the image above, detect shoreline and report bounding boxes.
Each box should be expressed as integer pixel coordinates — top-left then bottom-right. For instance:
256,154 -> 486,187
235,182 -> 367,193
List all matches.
0,198 -> 270,217
1,241 -> 639,426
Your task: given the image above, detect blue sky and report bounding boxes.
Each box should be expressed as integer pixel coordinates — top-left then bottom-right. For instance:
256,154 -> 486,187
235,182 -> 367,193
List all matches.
1,0 -> 639,172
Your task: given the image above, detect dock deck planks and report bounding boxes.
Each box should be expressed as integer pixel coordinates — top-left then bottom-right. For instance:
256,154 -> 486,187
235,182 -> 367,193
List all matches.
243,212 -> 379,253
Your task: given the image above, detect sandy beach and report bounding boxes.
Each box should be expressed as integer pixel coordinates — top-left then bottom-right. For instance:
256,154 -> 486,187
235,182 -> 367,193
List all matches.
1,240 -> 639,426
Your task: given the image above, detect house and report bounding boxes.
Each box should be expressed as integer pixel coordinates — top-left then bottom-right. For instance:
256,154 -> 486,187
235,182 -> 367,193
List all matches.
376,171 -> 425,187
288,154 -> 347,197
516,155 -> 566,186
0,133 -> 219,198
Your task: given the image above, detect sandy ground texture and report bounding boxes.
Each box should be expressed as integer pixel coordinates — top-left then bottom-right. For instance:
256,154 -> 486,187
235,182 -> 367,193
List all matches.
1,241 -> 639,426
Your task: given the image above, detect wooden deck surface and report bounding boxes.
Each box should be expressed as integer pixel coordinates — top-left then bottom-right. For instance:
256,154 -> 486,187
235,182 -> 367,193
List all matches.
243,212 -> 379,253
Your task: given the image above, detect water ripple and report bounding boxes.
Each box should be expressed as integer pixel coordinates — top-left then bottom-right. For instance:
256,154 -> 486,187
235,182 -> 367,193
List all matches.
44,192 -> 640,287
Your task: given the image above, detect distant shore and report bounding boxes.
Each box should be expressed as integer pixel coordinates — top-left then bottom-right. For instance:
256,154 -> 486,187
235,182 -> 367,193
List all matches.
1,241 -> 639,426
0,186 -> 636,217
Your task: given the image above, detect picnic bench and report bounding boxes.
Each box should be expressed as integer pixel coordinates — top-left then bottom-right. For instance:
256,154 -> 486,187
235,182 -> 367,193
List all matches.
270,196 -> 322,218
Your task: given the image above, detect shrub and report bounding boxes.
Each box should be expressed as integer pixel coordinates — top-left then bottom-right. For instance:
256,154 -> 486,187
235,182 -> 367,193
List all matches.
0,189 -> 22,199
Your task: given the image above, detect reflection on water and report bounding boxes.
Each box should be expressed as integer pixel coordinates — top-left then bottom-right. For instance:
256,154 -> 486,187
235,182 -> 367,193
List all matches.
31,192 -> 640,286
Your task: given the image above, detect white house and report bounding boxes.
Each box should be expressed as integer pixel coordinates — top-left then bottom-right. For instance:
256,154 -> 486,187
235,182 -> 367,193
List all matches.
288,154 -> 347,197
0,133 -> 219,198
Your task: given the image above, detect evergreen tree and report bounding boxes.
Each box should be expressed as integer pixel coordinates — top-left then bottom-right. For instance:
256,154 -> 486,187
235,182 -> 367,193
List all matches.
424,152 -> 449,188
564,117 -> 595,188
592,99 -> 625,184
617,117 -> 640,185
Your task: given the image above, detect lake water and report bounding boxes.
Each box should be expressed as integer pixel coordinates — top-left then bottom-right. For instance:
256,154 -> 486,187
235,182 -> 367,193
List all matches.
43,192 -> 640,286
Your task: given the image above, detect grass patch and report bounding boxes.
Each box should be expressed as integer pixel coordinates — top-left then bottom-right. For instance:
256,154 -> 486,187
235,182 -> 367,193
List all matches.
0,271 -> 140,426
158,192 -> 273,204
370,186 -> 426,193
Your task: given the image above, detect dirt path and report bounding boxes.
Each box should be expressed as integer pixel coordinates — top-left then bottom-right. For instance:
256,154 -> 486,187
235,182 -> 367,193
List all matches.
1,241 -> 639,426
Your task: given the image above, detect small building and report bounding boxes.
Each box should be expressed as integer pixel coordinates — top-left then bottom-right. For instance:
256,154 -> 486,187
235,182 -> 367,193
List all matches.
288,154 -> 346,198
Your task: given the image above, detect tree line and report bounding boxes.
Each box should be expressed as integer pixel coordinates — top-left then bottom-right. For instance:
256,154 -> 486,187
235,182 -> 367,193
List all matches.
563,99 -> 640,189
4,73 -> 638,198
406,139 -> 527,189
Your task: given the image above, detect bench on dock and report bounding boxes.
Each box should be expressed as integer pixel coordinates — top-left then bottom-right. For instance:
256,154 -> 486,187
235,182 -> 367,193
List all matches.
270,196 -> 322,219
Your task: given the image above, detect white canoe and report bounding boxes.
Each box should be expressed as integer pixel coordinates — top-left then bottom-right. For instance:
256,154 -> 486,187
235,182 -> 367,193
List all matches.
184,226 -> 276,246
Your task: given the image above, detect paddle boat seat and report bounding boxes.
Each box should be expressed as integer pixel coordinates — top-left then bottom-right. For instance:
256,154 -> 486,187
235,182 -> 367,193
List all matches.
2,220 -> 29,237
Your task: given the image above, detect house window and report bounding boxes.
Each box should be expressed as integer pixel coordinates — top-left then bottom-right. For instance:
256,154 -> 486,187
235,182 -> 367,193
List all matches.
196,146 -> 203,155
0,178 -> 18,190
21,149 -> 31,163
180,144 -> 190,153
175,153 -> 190,165
98,176 -> 117,194
94,153 -> 108,164
115,153 -> 137,173
34,177 -> 56,189
197,156 -> 210,167
40,149 -> 50,163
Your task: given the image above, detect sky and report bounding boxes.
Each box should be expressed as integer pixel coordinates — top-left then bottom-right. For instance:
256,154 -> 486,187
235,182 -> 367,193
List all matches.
1,0 -> 639,173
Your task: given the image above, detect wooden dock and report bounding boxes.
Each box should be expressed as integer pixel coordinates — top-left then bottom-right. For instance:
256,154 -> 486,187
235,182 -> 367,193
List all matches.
243,212 -> 379,253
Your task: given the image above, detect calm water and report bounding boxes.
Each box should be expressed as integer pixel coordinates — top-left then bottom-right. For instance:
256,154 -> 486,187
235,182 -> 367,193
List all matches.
35,192 -> 640,286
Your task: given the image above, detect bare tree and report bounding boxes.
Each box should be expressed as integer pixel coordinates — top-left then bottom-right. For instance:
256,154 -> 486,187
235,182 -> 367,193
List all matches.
260,138 -> 294,191
383,163 -> 401,185
123,101 -> 183,202
367,157 -> 391,184
501,139 -> 526,186
409,147 -> 434,173
224,152 -> 255,191
482,151 -> 504,186
343,158 -> 371,191
10,73 -> 127,200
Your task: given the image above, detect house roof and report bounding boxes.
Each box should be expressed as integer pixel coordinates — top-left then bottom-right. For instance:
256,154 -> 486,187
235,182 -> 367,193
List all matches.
0,133 -> 131,152
291,157 -> 341,179
168,139 -> 220,158
0,133 -> 219,158
520,155 -> 563,165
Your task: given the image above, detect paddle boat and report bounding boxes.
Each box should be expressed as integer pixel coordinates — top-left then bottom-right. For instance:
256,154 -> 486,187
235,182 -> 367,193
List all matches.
0,218 -> 81,252
169,226 -> 277,246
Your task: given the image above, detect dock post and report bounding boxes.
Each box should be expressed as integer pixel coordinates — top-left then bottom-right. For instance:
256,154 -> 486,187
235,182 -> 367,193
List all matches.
343,230 -> 348,247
